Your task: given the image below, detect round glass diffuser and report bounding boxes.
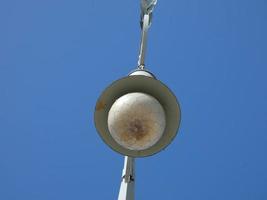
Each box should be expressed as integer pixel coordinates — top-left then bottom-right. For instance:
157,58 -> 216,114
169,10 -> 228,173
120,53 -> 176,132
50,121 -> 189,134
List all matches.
107,92 -> 166,150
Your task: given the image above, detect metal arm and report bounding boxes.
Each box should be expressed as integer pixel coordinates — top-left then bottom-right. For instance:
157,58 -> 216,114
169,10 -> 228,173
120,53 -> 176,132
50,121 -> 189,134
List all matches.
118,156 -> 135,200
138,0 -> 157,70
138,14 -> 150,69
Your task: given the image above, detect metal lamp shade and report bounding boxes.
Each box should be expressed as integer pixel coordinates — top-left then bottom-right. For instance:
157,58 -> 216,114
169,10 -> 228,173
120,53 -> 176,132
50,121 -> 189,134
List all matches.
94,75 -> 181,157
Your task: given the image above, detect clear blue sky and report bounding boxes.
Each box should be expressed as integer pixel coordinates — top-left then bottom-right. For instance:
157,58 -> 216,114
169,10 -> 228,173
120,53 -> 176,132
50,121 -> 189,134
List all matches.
1,0 -> 267,199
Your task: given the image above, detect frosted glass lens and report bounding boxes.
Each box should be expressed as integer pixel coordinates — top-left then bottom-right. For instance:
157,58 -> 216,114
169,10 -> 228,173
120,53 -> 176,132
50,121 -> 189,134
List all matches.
108,92 -> 166,151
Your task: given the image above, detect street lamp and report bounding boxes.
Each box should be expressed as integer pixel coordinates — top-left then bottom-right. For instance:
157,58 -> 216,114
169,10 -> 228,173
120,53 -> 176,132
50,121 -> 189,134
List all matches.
95,72 -> 181,157
94,1 -> 181,199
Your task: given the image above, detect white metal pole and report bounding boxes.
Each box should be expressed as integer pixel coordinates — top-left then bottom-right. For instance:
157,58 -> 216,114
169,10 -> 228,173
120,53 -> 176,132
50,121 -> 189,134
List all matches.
118,156 -> 135,200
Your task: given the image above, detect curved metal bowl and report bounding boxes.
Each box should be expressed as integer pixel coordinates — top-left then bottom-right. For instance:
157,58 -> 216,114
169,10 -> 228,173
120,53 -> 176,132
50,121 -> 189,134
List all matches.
94,75 -> 181,157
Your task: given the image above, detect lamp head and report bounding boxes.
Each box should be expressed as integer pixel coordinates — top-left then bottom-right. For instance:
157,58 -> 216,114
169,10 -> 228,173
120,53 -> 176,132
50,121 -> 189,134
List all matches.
94,69 -> 181,157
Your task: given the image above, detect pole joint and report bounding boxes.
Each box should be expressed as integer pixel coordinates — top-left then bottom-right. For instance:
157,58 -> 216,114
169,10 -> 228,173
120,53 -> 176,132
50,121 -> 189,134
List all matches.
118,156 -> 135,200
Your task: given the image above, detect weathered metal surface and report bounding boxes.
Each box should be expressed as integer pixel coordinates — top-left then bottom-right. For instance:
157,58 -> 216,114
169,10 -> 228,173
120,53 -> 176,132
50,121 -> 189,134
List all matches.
95,100 -> 106,111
